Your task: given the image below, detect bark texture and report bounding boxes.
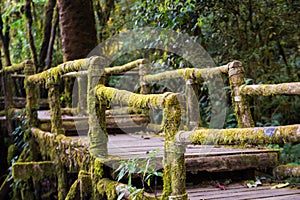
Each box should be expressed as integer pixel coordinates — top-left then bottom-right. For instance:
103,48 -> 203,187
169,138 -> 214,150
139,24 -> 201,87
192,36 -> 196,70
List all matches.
57,0 -> 97,61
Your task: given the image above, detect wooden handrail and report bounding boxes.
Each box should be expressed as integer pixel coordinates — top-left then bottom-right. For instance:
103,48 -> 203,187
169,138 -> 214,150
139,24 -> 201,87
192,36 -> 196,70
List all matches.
240,82 -> 300,96
27,57 -> 98,85
62,59 -> 145,78
176,124 -> 300,145
0,60 -> 29,74
142,64 -> 228,83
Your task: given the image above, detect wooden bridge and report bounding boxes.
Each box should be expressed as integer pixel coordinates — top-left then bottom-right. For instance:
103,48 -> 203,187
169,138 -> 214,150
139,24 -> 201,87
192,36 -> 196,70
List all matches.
0,57 -> 300,199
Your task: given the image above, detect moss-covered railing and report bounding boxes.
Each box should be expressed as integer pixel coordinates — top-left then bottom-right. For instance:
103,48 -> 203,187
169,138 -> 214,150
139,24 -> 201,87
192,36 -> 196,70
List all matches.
24,56 -> 146,134
90,82 -> 186,199
63,58 -> 146,115
142,61 -> 255,129
0,60 -> 29,111
0,60 -> 31,132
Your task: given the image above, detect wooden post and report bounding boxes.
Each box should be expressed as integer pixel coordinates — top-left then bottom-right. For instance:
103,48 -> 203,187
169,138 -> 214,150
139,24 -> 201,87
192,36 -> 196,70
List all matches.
24,60 -> 38,127
87,56 -> 108,157
48,76 -> 65,135
185,77 -> 201,129
77,73 -> 87,115
64,77 -> 73,108
162,93 -> 188,200
228,61 -> 254,128
57,163 -> 67,200
139,62 -> 150,94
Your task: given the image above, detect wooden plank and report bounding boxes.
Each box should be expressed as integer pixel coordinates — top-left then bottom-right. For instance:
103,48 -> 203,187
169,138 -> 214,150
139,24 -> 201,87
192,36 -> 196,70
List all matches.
253,194 -> 300,200
187,183 -> 245,192
188,186 -> 270,196
190,187 -> 300,200
185,152 -> 278,172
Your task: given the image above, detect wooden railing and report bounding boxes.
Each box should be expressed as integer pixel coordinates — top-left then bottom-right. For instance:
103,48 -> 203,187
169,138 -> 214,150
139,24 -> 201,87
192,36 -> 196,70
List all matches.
3,56 -> 299,200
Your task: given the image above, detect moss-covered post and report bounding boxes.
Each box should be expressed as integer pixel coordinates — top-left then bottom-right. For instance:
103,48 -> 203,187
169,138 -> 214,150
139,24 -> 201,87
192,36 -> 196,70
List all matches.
48,74 -> 65,135
162,93 -> 187,200
139,62 -> 150,94
228,61 -> 254,128
88,56 -> 108,157
64,77 -> 73,108
77,73 -> 87,115
56,163 -> 68,200
185,77 -> 201,129
24,60 -> 38,127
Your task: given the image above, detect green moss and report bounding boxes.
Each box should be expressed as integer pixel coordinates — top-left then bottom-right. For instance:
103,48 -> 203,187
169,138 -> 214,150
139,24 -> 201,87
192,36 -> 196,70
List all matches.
93,158 -> 105,178
188,124 -> 300,145
0,60 -> 28,74
27,57 -> 97,86
95,85 -> 170,110
97,178 -> 118,199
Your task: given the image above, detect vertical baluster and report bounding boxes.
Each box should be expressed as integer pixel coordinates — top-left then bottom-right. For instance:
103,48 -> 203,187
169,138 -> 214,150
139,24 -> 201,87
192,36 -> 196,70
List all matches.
24,60 -> 38,127
162,93 -> 188,200
185,75 -> 201,129
77,72 -> 87,115
87,56 -> 108,157
48,74 -> 65,135
228,60 -> 254,128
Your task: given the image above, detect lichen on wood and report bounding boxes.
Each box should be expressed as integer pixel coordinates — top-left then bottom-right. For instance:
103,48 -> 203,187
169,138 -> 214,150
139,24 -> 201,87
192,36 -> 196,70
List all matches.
95,85 -> 171,110
27,56 -> 100,86
240,82 -> 300,96
176,124 -> 300,145
105,58 -> 146,75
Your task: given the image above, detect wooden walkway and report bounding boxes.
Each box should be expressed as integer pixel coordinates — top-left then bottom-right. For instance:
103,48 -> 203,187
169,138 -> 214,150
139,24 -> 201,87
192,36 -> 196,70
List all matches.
73,133 -> 279,174
186,183 -> 300,200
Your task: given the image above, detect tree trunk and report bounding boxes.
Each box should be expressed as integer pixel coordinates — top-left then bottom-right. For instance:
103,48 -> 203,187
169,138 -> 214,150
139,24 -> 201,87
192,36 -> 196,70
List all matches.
57,0 -> 97,61
39,0 -> 57,68
0,9 -> 11,66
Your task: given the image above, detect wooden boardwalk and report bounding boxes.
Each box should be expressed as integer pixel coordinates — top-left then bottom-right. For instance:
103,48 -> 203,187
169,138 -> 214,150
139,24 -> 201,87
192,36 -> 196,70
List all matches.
72,133 -> 279,174
186,184 -> 300,200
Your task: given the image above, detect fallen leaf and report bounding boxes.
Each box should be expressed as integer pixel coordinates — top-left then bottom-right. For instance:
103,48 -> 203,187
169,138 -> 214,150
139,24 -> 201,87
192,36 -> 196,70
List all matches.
271,182 -> 290,189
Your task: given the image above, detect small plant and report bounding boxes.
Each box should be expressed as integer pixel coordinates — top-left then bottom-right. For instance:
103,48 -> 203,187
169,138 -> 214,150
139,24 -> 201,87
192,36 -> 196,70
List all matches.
114,150 -> 162,200
281,143 -> 300,165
